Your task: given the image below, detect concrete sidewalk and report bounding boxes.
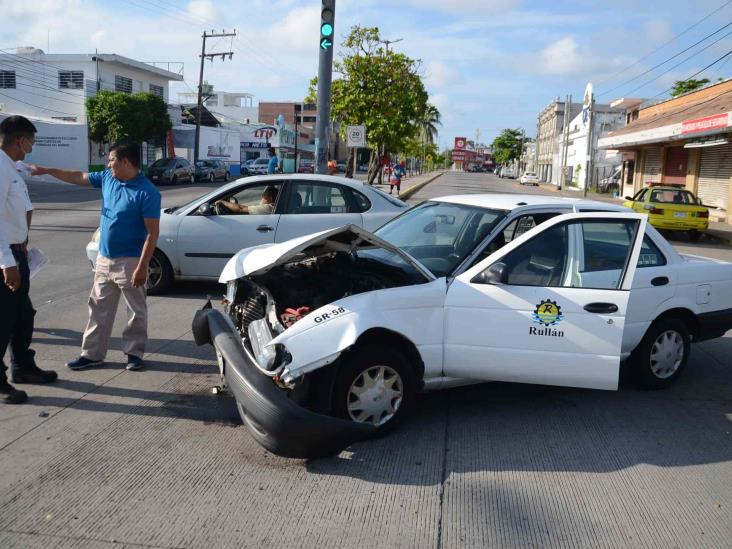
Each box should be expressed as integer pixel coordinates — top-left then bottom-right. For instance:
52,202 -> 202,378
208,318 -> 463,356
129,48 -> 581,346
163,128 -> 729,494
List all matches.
538,183 -> 732,245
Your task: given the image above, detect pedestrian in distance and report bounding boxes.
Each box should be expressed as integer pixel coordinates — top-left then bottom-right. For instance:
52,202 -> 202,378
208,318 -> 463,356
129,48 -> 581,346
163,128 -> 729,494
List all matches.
31,143 -> 161,372
390,160 -> 405,195
0,115 -> 58,404
267,147 -> 279,175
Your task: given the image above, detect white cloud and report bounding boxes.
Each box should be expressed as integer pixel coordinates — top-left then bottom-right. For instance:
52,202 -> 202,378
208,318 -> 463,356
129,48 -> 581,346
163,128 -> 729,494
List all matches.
269,5 -> 321,52
407,0 -> 520,12
425,61 -> 462,88
187,0 -> 217,22
538,37 -> 587,75
644,19 -> 674,44
89,30 -> 106,48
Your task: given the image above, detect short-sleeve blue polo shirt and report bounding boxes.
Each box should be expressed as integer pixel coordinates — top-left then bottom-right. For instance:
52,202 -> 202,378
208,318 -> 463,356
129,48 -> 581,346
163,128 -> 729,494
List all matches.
88,170 -> 161,258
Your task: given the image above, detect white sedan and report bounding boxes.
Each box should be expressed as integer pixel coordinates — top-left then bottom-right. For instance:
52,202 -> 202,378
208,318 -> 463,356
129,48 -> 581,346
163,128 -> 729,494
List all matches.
519,171 -> 539,185
193,194 -> 732,458
86,174 -> 409,294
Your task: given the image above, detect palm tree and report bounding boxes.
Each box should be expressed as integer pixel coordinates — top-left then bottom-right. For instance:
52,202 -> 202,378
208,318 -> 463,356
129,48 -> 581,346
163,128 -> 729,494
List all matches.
418,103 -> 441,144
414,103 -> 441,173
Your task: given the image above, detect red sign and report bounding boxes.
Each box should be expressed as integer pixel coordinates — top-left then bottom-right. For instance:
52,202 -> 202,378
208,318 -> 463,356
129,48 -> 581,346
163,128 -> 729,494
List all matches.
682,113 -> 729,135
454,137 -> 467,150
452,151 -> 465,161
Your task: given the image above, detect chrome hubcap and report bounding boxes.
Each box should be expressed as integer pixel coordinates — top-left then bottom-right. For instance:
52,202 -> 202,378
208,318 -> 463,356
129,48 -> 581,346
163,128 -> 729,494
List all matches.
146,256 -> 162,290
649,330 -> 684,379
347,365 -> 403,426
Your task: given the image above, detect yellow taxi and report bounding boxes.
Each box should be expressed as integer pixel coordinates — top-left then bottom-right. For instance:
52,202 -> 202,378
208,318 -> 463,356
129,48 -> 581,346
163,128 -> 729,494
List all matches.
623,185 -> 709,240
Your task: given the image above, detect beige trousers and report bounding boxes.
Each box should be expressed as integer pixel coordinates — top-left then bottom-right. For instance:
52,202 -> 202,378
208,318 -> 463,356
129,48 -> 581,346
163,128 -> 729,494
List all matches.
81,256 -> 148,360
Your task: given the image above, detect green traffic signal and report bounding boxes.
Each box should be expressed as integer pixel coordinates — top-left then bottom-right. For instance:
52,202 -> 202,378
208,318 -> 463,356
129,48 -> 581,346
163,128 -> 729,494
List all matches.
321,23 -> 333,37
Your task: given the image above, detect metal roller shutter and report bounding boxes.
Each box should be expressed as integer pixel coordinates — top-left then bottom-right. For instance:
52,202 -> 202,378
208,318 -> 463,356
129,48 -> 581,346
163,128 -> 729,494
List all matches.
642,148 -> 661,185
698,143 -> 732,210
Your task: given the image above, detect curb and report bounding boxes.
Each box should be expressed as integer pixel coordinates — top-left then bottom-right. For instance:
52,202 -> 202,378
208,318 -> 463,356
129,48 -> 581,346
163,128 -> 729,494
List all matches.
398,171 -> 446,200
706,228 -> 732,246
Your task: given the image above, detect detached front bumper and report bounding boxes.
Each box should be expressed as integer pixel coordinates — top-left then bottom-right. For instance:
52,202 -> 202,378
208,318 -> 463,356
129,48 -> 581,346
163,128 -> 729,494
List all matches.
192,306 -> 375,459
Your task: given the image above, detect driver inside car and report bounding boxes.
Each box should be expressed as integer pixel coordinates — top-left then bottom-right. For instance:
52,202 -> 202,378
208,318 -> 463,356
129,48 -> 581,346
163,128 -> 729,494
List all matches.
215,185 -> 278,215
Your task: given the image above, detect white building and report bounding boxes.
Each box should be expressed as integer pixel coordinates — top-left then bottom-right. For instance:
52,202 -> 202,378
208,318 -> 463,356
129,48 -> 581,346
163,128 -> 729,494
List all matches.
0,47 -> 183,172
554,104 -> 625,189
0,47 -> 183,123
177,86 -> 258,126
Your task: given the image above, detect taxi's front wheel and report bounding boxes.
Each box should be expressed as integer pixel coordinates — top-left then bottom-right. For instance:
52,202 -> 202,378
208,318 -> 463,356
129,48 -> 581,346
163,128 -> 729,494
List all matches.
635,318 -> 690,390
332,346 -> 416,433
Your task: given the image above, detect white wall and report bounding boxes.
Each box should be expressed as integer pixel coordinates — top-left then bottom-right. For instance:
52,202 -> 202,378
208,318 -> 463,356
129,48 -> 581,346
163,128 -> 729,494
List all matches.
0,113 -> 88,176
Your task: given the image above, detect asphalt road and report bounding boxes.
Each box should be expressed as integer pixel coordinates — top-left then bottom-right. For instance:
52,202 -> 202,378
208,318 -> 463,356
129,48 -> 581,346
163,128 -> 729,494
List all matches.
1,172 -> 730,548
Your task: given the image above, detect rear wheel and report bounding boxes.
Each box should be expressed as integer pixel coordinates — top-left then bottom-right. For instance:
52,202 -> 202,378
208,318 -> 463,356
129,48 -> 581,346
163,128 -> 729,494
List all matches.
689,230 -> 701,242
171,175 -> 177,186
332,345 -> 416,433
635,317 -> 690,389
146,249 -> 174,295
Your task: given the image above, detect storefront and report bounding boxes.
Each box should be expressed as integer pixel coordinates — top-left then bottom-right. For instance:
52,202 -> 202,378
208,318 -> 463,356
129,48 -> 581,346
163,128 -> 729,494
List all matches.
599,79 -> 732,224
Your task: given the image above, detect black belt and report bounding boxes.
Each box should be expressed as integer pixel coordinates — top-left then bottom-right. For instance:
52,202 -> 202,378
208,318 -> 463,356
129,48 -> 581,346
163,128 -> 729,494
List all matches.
9,244 -> 24,251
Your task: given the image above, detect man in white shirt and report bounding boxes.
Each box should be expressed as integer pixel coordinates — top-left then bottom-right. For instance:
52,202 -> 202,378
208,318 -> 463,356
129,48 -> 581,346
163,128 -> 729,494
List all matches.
0,116 -> 58,405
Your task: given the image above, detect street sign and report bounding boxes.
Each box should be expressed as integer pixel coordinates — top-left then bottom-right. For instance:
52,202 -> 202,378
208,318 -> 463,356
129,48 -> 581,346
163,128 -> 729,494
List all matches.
347,125 -> 366,147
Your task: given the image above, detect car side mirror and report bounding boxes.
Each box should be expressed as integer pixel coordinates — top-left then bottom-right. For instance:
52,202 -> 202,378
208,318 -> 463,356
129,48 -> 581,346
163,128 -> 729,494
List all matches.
472,262 -> 508,285
624,196 -> 632,201
198,203 -> 213,216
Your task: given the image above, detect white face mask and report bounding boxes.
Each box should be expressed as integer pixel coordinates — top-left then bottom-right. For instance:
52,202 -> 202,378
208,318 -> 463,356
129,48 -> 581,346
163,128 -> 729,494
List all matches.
21,137 -> 33,156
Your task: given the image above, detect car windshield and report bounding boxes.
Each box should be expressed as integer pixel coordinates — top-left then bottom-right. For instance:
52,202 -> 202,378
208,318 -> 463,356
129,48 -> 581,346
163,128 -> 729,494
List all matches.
374,201 -> 507,277
151,158 -> 176,168
195,161 -> 208,167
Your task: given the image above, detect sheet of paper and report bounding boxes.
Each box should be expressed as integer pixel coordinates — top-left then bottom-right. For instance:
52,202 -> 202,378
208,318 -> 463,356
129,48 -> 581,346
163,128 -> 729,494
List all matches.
27,247 -> 49,279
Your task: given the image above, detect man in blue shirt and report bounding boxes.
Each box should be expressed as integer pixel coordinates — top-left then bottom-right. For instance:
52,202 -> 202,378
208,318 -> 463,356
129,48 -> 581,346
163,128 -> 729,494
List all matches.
267,147 -> 279,174
32,143 -> 161,371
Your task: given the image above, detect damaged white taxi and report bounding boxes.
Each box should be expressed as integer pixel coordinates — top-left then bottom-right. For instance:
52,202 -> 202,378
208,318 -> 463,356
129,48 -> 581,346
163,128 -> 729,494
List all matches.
192,195 -> 732,458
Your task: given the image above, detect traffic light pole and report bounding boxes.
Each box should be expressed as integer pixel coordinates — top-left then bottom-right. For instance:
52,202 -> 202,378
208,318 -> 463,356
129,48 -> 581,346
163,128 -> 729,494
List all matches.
315,0 -> 335,175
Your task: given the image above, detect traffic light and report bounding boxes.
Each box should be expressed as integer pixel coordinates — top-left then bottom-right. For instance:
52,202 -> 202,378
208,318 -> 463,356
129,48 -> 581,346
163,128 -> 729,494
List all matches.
320,2 -> 334,51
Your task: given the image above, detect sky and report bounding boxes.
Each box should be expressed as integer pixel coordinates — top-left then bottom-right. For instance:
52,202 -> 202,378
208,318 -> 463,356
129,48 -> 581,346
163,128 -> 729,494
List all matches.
2,0 -> 731,149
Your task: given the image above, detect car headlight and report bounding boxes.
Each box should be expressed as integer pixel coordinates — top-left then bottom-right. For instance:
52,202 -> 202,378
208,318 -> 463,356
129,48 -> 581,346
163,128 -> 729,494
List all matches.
247,318 -> 291,374
91,228 -> 100,244
225,280 -> 237,302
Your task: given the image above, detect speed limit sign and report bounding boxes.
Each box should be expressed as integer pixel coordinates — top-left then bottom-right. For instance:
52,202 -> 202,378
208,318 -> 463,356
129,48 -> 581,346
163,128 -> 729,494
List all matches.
347,125 -> 366,147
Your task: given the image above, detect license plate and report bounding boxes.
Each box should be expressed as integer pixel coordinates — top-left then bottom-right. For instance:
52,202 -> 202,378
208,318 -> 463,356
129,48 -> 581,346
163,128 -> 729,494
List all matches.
673,212 -> 686,218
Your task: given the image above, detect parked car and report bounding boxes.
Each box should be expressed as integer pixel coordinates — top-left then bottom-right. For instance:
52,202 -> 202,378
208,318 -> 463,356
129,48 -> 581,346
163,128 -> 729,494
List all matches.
498,167 -> 516,179
297,159 -> 314,173
247,157 -> 271,175
519,171 -> 539,186
623,185 -> 709,241
599,167 -> 621,193
195,159 -> 230,183
336,161 -> 347,172
86,174 -> 409,295
193,193 -> 732,458
148,157 -> 195,185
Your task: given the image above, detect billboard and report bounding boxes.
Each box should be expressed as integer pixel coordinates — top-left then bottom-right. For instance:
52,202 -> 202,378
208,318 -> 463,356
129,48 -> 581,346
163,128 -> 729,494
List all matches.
454,136 -> 467,150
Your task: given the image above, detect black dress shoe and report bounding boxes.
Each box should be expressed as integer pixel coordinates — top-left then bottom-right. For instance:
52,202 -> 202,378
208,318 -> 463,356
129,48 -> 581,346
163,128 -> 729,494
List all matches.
12,365 -> 58,384
0,382 -> 28,404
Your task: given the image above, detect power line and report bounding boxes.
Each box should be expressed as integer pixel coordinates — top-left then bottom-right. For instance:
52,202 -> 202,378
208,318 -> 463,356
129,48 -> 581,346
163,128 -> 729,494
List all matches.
652,49 -> 732,98
622,36 -> 732,97
596,0 -> 732,86
0,89 -> 83,116
597,22 -> 732,97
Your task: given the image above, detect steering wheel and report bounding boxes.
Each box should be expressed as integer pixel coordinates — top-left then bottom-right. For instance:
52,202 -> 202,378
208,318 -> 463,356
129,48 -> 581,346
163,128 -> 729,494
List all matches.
214,201 -> 228,215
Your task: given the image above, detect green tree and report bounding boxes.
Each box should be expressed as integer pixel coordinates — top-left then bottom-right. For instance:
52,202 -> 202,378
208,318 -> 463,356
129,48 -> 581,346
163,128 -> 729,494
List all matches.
670,78 -> 710,97
491,129 -> 523,165
307,26 -> 429,183
87,90 -> 172,146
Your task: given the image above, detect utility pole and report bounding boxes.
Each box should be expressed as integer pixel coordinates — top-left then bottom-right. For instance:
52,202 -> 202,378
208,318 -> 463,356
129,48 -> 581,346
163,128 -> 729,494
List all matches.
294,105 -> 299,173
315,1 -> 336,174
560,94 -> 571,190
194,29 -> 236,165
517,128 -> 525,175
584,93 -> 595,197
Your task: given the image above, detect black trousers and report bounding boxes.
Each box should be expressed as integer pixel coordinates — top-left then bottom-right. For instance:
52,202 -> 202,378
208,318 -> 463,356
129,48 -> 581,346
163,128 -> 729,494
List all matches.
0,248 -> 36,383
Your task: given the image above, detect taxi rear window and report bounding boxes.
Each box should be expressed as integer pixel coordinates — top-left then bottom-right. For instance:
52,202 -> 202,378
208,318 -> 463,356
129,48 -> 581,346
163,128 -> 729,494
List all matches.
649,189 -> 696,205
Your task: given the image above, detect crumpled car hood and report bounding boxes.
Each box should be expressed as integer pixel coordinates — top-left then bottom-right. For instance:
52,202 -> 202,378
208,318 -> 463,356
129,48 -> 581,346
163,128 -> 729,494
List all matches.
219,224 -> 435,282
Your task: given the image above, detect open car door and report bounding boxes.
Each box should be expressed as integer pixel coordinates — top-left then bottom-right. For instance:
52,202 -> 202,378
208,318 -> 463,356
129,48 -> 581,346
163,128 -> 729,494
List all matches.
443,212 -> 648,391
